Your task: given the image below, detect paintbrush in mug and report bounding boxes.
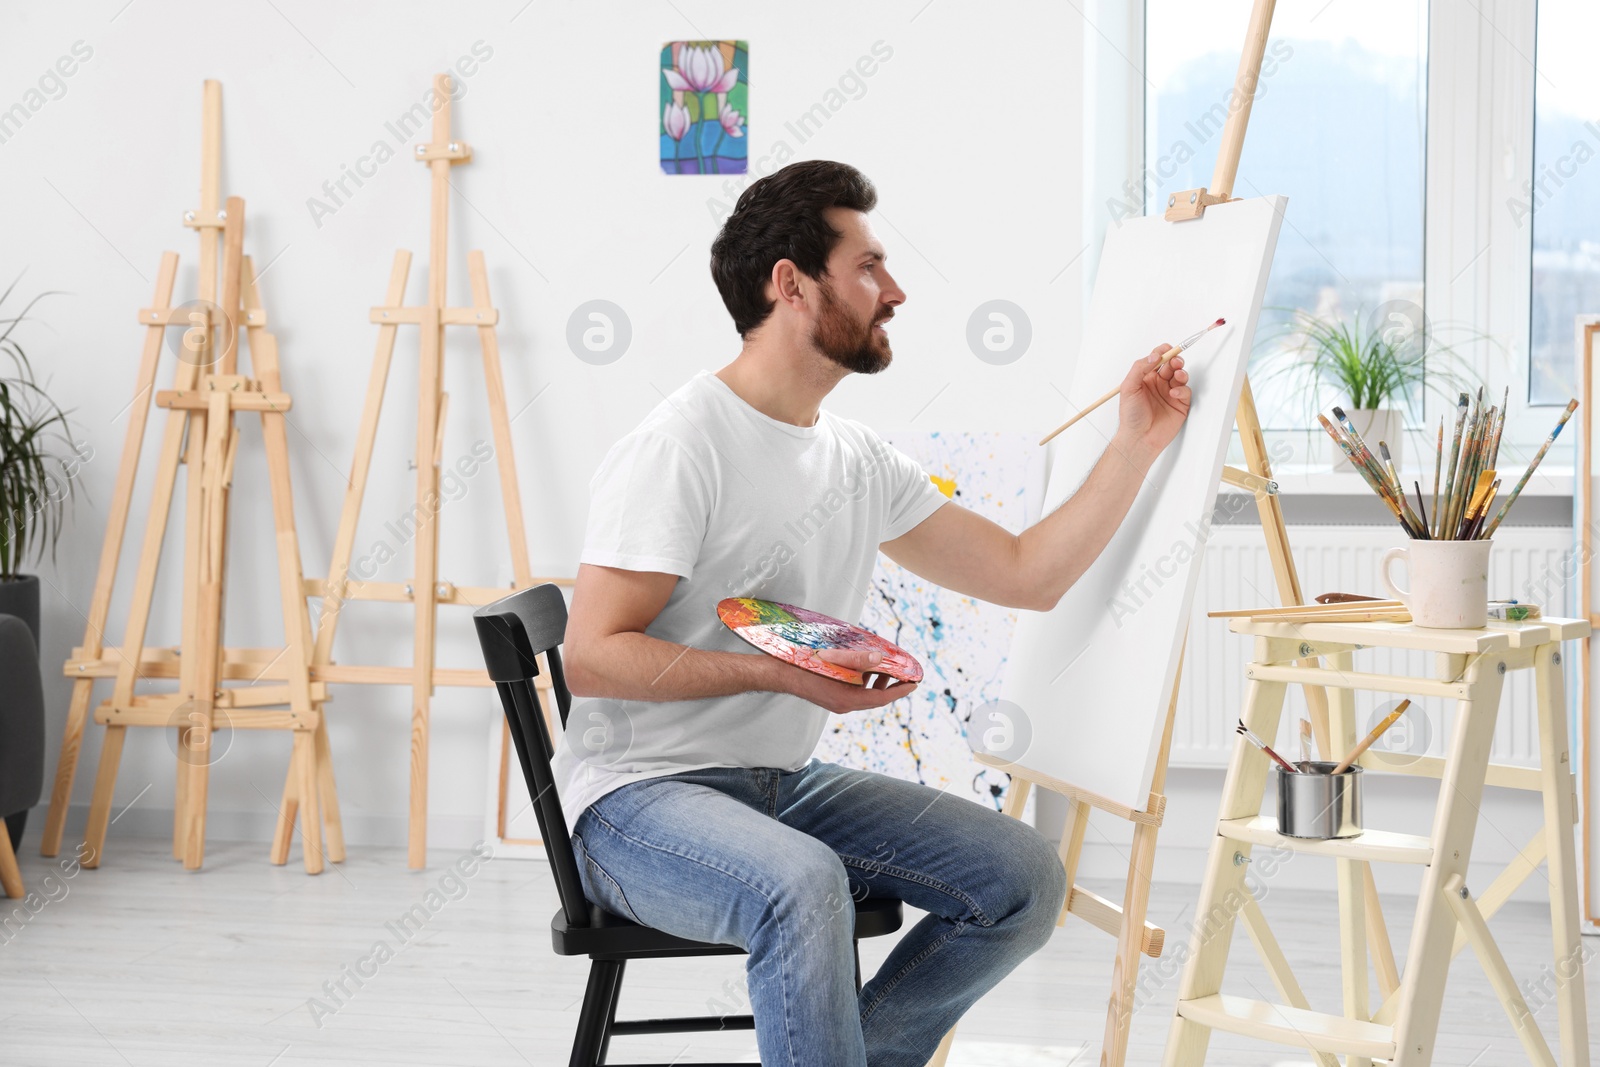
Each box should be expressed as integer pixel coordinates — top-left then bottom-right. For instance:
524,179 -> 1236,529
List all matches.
1481,398 -> 1579,538
1237,720 -> 1298,773
1332,409 -> 1425,537
1381,440 -> 1428,535
1039,317 -> 1225,445
1332,699 -> 1412,774
1439,393 -> 1469,537
1468,479 -> 1500,540
1440,415 -> 1452,534
1318,416 -> 1408,526
1331,407 -> 1407,516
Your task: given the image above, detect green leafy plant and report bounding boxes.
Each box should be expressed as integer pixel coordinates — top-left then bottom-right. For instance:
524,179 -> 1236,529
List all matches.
0,276 -> 80,580
1258,307 -> 1481,420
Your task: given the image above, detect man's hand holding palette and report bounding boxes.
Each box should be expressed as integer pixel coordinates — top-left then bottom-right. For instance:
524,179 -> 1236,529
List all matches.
716,598 -> 924,690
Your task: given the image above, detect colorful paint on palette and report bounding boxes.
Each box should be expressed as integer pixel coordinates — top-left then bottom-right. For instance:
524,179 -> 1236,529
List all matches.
716,598 -> 923,686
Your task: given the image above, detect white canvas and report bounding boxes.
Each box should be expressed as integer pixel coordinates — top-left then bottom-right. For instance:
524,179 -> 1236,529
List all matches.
998,196 -> 1287,811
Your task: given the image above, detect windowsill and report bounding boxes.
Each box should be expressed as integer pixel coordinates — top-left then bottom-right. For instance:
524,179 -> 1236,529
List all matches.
1218,464 -> 1578,499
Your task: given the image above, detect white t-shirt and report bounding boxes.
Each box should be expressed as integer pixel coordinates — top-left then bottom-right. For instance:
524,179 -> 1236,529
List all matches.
550,369 -> 949,829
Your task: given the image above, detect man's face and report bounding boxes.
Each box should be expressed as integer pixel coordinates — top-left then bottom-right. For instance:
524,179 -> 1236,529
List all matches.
809,207 -> 904,375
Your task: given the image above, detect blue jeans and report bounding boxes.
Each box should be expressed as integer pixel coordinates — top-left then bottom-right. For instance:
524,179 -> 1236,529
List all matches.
571,758 -> 1068,1067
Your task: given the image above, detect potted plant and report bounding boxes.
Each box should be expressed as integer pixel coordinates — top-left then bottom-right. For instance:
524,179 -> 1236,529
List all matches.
0,278 -> 82,647
1260,306 -> 1478,472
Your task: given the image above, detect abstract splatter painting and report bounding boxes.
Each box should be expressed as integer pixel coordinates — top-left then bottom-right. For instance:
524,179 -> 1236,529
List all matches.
814,432 -> 1045,811
661,41 -> 749,175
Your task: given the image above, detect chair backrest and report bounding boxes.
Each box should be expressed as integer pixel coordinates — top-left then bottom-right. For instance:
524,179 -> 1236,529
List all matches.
473,583 -> 590,928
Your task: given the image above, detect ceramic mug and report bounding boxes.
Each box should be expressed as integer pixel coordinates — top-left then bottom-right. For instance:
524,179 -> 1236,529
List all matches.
1380,539 -> 1492,629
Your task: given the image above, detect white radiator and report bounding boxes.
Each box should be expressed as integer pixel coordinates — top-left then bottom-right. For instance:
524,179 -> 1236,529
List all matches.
1173,524 -> 1578,768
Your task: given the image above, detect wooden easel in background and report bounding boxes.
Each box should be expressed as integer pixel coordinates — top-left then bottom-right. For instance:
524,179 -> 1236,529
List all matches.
38,81 -> 338,874
1573,313 -> 1600,929
929,3 -> 1399,1063
303,73 -> 540,870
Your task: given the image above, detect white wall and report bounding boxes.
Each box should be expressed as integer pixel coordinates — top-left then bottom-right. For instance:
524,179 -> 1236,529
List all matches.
3,0 -> 1085,855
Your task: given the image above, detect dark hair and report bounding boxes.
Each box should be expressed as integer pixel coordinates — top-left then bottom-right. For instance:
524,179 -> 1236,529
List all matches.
709,160 -> 877,337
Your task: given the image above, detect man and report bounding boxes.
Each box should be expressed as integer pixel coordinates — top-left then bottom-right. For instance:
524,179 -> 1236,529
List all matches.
553,160 -> 1190,1067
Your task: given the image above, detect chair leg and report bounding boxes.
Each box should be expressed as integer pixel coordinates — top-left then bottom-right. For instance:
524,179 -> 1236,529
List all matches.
571,959 -> 621,1067
597,959 -> 626,1065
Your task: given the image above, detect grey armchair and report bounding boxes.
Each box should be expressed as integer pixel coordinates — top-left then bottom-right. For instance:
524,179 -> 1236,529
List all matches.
0,613 -> 44,862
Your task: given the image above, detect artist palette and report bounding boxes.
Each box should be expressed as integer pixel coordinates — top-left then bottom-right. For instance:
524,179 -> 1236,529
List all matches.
715,598 -> 923,688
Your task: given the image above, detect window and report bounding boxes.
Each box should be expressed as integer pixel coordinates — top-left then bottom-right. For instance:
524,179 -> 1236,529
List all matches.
1528,0 -> 1600,405
1143,0 -> 1429,432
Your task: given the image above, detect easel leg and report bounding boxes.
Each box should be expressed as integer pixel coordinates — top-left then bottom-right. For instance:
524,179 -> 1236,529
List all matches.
315,718 -> 345,863
295,729 -> 324,875
1058,799 -> 1090,927
173,724 -> 191,860
40,253 -> 180,860
1534,643 -> 1590,1065
408,308 -> 443,870
272,755 -> 299,867
41,680 -> 94,858
1104,816 -> 1159,1065
82,724 -> 127,869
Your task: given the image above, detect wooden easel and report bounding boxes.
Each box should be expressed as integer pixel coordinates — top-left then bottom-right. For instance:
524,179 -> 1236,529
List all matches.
1572,313 -> 1600,928
929,3 -> 1404,1063
304,73 -> 538,870
38,82 -> 339,874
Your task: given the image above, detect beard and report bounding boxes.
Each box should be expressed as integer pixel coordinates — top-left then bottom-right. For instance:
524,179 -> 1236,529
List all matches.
812,281 -> 892,375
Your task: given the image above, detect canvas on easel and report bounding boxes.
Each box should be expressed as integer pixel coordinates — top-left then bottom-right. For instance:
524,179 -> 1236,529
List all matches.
929,1 -> 1405,1062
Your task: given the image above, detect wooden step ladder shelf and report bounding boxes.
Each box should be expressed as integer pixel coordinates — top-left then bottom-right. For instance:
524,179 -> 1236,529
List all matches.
1163,616 -> 1591,1067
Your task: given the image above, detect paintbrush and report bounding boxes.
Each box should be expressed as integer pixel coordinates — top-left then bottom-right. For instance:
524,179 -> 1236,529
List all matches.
1300,719 -> 1315,763
1332,407 -> 1402,510
1380,441 -> 1428,535
1039,318 -> 1225,445
1319,416 -> 1409,526
1379,441 -> 1402,497
1440,393 -> 1469,537
1440,415 -> 1452,537
1458,469 -> 1496,539
1481,399 -> 1578,538
1414,480 -> 1430,537
1237,720 -> 1298,773
1469,479 -> 1500,540
1489,386 -> 1509,467
1332,700 -> 1412,774
1447,405 -> 1482,536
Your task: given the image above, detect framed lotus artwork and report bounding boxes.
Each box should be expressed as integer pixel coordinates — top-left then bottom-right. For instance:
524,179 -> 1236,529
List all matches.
660,40 -> 748,175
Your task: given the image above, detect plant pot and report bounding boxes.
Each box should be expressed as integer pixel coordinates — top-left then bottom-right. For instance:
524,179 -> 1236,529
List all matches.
0,574 -> 40,650
1330,408 -> 1403,473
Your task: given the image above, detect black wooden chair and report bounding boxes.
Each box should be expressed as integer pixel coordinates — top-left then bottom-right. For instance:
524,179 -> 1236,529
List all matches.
474,584 -> 904,1067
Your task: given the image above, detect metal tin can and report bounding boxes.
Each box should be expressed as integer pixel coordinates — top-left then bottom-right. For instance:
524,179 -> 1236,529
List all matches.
1276,761 -> 1363,839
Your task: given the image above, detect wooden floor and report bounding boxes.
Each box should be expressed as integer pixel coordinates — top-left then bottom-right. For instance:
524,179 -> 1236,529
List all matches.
2,836 -> 1596,1066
